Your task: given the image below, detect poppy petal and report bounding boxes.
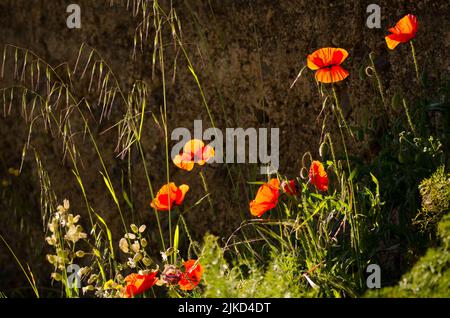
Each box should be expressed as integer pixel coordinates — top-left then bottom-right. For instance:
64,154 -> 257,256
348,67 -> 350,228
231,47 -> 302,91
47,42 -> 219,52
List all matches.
385,34 -> 402,50
307,48 -> 349,70
386,14 -> 418,49
315,65 -> 349,84
151,183 -> 189,211
331,48 -> 349,66
309,161 -> 329,192
250,200 -> 277,217
173,154 -> 195,171
249,178 -> 280,217
394,14 -> 418,35
175,184 -> 190,205
183,139 -> 205,157
179,260 -> 203,291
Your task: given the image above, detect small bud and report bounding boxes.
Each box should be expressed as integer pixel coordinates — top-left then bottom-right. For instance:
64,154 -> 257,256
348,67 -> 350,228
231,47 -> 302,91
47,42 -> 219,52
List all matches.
46,254 -> 56,264
142,257 -> 152,266
63,199 -> 70,210
72,215 -> 81,224
82,285 -> 95,294
46,236 -> 56,246
119,238 -> 129,253
131,241 -> 140,253
51,272 -> 62,281
88,274 -> 98,284
77,267 -> 90,277
140,238 -> 148,248
130,224 -> 139,233
133,252 -> 143,263
75,250 -> 86,258
138,225 -> 146,233
124,233 -> 136,240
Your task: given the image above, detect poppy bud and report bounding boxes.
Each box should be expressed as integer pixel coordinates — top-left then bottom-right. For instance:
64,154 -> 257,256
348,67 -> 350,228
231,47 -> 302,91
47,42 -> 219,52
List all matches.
281,180 -> 299,196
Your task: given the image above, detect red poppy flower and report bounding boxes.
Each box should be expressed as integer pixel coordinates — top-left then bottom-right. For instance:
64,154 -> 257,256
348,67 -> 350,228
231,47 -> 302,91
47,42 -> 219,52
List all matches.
309,161 -> 329,192
307,48 -> 349,83
249,178 -> 280,217
385,14 -> 418,50
178,259 -> 203,291
122,270 -> 158,298
282,180 -> 299,196
150,183 -> 189,211
173,139 -> 215,171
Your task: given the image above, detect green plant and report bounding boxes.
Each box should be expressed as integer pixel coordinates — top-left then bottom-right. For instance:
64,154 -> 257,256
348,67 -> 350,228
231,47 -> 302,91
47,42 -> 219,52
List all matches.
414,166 -> 450,232
366,214 -> 450,298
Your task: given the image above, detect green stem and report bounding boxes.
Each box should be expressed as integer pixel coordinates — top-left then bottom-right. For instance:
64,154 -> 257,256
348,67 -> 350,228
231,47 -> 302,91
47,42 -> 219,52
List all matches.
402,98 -> 417,136
155,0 -> 172,250
369,52 -> 386,110
332,86 -> 352,175
410,41 -> 420,84
137,141 -> 166,252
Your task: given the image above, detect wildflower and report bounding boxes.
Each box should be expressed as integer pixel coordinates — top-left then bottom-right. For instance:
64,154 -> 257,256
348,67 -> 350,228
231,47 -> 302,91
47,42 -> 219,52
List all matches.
104,279 -> 119,290
64,224 -> 87,243
309,161 -> 329,192
385,14 -> 418,50
179,260 -> 203,291
249,178 -> 280,217
173,139 -> 215,171
122,270 -> 158,298
150,183 -> 189,211
127,258 -> 136,269
307,48 -> 349,83
161,264 -> 183,285
281,179 -> 299,196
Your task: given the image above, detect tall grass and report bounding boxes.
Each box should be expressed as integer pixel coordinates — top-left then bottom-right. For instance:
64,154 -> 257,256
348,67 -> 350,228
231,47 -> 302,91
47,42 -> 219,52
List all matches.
0,1 -> 448,298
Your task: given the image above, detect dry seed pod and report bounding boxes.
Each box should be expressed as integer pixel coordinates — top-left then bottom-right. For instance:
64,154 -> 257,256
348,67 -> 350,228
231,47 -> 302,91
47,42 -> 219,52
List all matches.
130,224 -> 139,233
119,238 -> 129,253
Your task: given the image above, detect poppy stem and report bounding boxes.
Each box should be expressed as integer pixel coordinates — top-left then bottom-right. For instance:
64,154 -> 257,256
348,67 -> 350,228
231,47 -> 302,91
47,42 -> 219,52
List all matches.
331,86 -> 354,140
369,52 -> 386,110
332,86 -> 352,175
199,171 -> 215,216
410,41 -> 420,85
322,133 -> 340,180
402,98 -> 417,136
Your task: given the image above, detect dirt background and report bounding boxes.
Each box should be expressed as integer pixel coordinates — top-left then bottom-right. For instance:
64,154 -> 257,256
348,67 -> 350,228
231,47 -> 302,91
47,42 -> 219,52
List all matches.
0,0 -> 449,295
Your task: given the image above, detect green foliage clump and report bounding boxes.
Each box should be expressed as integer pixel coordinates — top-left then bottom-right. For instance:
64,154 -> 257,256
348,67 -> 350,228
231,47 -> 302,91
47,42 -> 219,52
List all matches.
199,235 -> 313,298
366,214 -> 450,298
414,166 -> 450,232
